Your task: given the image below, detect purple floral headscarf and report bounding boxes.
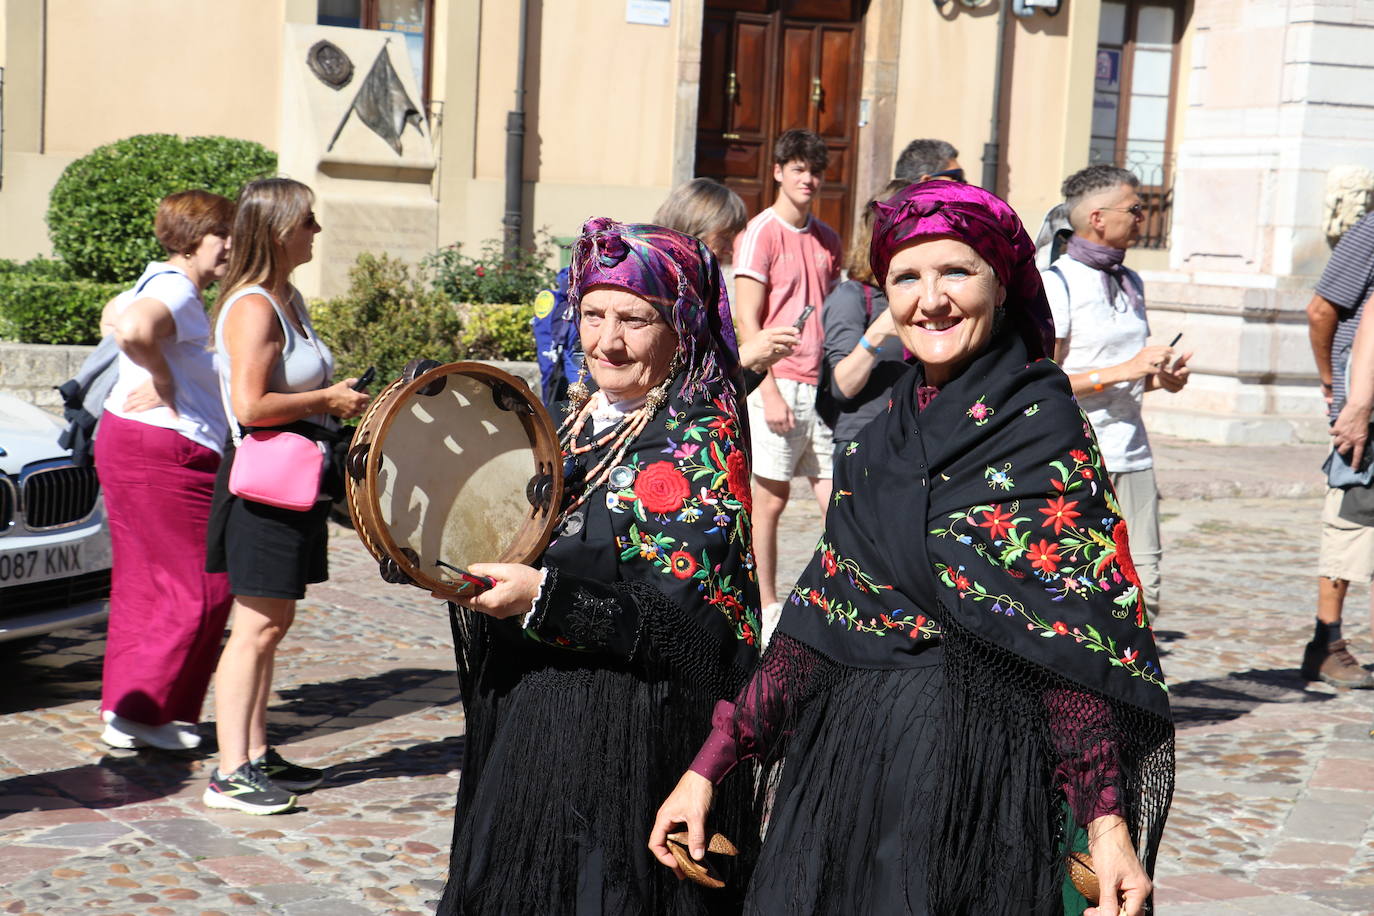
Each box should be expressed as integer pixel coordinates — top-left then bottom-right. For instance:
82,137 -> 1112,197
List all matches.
568,217 -> 744,406
869,181 -> 1055,358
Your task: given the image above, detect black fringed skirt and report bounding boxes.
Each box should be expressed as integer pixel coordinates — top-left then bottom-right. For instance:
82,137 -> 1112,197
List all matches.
745,652 -> 945,915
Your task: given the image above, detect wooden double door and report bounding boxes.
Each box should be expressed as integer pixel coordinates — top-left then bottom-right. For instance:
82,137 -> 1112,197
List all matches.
696,0 -> 865,245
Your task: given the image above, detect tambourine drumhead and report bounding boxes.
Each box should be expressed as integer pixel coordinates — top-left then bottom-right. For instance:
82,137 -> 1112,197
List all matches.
346,361 -> 563,600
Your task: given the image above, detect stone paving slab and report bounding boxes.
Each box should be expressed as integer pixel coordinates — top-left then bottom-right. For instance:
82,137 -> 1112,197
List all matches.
3,471 -> 1374,912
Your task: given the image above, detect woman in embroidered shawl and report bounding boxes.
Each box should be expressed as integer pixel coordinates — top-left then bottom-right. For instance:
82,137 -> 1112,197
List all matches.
651,182 -> 1174,916
438,219 -> 761,914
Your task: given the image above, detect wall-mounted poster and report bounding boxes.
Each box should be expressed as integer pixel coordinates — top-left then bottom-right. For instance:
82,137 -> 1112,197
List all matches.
1096,48 -> 1121,92
627,0 -> 670,27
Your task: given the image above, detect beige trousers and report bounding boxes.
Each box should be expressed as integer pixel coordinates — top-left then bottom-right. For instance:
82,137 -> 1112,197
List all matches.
1109,467 -> 1162,618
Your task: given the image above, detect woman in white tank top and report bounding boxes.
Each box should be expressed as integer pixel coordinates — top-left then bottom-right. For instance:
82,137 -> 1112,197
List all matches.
202,179 -> 371,816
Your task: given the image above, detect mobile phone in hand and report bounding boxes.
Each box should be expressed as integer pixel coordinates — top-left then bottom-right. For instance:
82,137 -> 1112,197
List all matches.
352,366 -> 377,391
792,305 -> 816,331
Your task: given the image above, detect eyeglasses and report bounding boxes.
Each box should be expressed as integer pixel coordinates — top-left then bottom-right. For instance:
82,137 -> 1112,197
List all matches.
1099,204 -> 1145,219
928,168 -> 966,183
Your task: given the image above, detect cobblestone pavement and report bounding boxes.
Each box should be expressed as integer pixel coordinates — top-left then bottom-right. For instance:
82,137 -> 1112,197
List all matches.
4,442 -> 1374,913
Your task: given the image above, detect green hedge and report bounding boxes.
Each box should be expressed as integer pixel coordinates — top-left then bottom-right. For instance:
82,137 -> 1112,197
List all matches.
311,253 -> 466,386
0,274 -> 123,345
47,133 -> 277,282
457,303 -> 536,362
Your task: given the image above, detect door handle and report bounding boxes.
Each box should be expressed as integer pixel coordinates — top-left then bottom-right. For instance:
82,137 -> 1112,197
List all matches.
722,132 -> 741,140
727,71 -> 738,103
810,77 -> 823,105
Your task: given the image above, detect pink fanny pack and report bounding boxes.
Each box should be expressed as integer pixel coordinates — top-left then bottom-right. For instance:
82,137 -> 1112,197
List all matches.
228,429 -> 326,511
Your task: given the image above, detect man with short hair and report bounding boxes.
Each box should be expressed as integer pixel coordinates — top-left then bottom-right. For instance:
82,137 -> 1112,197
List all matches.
734,128 -> 843,634
1042,164 -> 1191,623
894,138 -> 962,183
1302,209 -> 1374,688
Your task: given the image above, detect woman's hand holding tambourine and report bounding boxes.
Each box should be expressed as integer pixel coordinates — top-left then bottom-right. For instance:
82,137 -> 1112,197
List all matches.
441,562 -> 543,619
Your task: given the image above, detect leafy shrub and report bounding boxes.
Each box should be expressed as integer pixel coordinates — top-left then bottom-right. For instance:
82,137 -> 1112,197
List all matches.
0,274 -> 124,345
457,303 -> 536,362
0,257 -> 75,279
427,232 -> 559,305
311,253 -> 465,386
47,134 -> 277,282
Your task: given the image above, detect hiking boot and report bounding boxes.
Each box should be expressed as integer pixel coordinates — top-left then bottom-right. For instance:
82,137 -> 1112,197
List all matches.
1301,639 -> 1374,689
203,763 -> 296,815
252,747 -> 324,791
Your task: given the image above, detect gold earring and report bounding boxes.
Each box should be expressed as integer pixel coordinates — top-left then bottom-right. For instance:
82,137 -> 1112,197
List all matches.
567,359 -> 591,408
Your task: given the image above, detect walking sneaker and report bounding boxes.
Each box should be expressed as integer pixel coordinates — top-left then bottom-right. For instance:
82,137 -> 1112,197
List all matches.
203,763 -> 297,815
1301,639 -> 1374,689
252,747 -> 325,791
100,710 -> 202,751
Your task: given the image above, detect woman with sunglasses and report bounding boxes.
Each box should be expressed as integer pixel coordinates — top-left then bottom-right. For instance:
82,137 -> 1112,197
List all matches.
203,178 -> 370,815
1041,164 -> 1191,625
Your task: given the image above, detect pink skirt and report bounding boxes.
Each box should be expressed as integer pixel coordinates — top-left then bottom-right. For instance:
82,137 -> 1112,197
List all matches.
95,412 -> 232,726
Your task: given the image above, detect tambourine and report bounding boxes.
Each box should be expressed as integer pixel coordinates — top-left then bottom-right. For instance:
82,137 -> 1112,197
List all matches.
346,359 -> 564,600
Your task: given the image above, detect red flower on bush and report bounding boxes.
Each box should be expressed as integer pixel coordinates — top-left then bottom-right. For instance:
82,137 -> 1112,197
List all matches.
669,550 -> 699,579
725,449 -> 752,512
1027,540 -> 1062,575
475,265 -> 486,277
634,461 -> 691,514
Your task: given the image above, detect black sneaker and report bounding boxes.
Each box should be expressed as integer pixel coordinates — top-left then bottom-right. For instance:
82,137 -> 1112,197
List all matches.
203,763 -> 296,815
253,747 -> 325,791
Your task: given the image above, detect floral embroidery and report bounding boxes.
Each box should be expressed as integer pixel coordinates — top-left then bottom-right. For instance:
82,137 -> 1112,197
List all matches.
790,585 -> 941,641
985,462 -> 1015,491
845,441 -> 860,456
634,462 -> 691,514
930,439 -> 1162,691
967,395 -> 995,426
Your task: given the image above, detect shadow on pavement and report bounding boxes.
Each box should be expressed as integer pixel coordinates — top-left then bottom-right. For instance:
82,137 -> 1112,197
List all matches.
1169,667 -> 1335,727
0,748 -> 200,821
322,735 -> 465,790
0,626 -> 107,715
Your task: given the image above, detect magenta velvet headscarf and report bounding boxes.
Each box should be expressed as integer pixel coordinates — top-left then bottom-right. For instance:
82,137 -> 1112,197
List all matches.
569,217 -> 744,408
869,181 -> 1055,359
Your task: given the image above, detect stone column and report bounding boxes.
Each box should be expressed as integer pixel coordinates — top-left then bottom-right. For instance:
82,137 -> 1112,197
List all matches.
1145,0 -> 1374,443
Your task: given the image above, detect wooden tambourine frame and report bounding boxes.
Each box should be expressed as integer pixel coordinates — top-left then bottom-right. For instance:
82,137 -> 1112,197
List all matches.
345,360 -> 563,600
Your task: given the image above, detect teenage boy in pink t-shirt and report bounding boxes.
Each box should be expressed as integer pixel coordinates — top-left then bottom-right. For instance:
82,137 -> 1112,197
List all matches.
733,128 -> 843,636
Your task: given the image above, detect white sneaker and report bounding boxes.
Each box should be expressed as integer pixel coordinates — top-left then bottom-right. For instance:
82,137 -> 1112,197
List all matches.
100,710 -> 202,751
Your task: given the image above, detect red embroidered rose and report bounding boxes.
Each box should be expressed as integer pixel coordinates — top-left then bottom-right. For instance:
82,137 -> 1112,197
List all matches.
1112,520 -> 1141,588
669,550 -> 699,579
634,461 -> 691,514
725,449 -> 752,512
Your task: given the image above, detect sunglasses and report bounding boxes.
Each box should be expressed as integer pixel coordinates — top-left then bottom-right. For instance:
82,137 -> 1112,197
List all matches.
1099,204 -> 1145,219
928,168 -> 966,183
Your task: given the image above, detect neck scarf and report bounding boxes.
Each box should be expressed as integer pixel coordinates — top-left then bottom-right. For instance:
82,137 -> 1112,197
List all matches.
869,181 -> 1055,358
1067,234 -> 1143,312
568,218 -> 745,419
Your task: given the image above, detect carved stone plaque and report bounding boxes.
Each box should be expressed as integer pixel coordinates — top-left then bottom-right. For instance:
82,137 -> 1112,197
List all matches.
307,39 -> 354,90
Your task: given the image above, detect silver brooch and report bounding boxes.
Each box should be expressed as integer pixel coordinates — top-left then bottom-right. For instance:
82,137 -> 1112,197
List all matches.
608,465 -> 637,489
560,511 -> 585,536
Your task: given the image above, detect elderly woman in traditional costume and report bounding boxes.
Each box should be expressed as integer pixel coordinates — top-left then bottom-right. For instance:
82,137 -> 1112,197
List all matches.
652,182 -> 1174,916
440,219 -> 760,914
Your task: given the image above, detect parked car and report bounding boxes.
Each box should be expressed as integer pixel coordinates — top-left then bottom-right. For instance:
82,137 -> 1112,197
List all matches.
0,393 -> 111,645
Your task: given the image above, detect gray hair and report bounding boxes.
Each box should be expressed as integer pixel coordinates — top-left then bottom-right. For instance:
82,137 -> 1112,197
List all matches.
1061,164 -> 1139,223
894,139 -> 959,182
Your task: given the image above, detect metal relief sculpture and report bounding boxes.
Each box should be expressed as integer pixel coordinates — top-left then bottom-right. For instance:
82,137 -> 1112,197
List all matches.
308,40 -> 355,89
326,42 -> 424,156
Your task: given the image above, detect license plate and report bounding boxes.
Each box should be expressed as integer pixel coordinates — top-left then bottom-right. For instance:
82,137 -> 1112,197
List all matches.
0,542 -> 86,585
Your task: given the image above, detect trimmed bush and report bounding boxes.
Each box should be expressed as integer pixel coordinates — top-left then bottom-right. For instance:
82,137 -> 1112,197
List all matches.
457,303 -> 537,362
47,134 -> 276,282
0,273 -> 123,345
311,253 -> 465,386
427,233 -> 559,306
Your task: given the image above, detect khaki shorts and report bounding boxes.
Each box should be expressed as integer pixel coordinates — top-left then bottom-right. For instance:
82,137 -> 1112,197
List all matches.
1319,486 -> 1374,582
747,378 -> 834,482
